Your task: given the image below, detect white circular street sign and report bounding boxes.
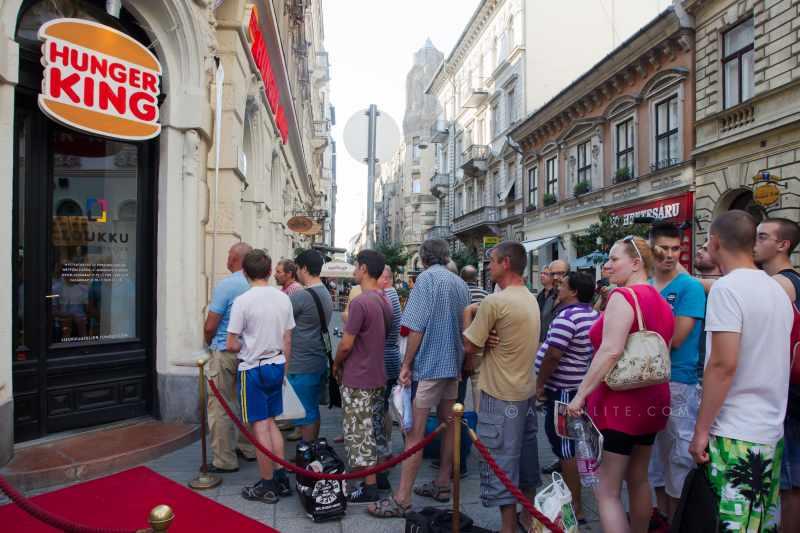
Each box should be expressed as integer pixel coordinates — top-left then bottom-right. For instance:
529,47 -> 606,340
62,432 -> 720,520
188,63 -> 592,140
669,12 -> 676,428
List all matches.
343,108 -> 401,164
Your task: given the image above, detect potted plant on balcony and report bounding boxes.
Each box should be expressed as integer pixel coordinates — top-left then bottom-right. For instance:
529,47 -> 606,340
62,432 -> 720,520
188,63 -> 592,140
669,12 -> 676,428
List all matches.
573,180 -> 591,196
615,166 -> 632,183
543,192 -> 557,207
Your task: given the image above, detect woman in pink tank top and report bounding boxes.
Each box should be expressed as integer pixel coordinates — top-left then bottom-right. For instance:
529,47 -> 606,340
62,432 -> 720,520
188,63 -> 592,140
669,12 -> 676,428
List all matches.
566,236 -> 675,533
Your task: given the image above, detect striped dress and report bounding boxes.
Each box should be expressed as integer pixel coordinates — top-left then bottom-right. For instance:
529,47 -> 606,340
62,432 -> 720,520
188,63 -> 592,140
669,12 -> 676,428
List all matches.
534,303 -> 600,391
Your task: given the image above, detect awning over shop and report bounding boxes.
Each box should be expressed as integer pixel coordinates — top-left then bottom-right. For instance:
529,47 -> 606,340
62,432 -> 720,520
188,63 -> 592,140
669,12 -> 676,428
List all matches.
573,251 -> 608,269
521,236 -> 558,253
320,260 -> 354,278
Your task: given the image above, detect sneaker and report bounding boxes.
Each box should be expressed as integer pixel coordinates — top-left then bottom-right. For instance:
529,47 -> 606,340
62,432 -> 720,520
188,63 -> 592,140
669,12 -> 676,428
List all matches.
274,469 -> 292,497
376,472 -> 391,491
541,460 -> 561,475
348,483 -> 379,503
241,479 -> 279,504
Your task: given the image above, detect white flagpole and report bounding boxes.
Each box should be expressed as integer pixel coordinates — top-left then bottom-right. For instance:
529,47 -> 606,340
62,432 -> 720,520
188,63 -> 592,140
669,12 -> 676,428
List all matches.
211,60 -> 224,291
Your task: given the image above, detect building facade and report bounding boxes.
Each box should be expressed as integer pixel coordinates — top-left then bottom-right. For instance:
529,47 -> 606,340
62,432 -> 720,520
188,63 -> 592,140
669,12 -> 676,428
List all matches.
0,0 -> 333,464
684,0 -> 800,244
371,40 -> 443,277
425,0 -> 646,285
511,7 -> 695,287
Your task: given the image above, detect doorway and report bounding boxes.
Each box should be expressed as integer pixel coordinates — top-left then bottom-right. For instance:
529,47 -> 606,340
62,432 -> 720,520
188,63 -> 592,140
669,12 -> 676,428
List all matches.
12,0 -> 158,442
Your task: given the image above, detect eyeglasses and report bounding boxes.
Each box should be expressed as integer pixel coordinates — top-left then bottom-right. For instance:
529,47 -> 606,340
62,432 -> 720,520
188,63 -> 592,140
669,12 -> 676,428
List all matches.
550,271 -> 568,278
623,235 -> 645,264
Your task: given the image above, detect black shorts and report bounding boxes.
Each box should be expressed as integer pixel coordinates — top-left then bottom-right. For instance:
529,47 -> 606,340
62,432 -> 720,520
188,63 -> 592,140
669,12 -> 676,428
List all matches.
543,388 -> 577,460
601,429 -> 657,456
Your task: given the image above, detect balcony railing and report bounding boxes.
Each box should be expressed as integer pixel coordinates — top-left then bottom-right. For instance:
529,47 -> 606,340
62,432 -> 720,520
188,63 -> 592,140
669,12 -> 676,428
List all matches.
430,120 -> 449,144
314,52 -> 330,83
312,120 -> 330,149
464,87 -> 489,108
452,205 -> 499,234
425,225 -> 451,240
461,144 -> 489,177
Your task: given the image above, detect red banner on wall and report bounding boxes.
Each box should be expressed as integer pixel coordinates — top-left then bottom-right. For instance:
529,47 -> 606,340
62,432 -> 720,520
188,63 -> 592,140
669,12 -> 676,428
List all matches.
611,192 -> 694,273
247,7 -> 287,144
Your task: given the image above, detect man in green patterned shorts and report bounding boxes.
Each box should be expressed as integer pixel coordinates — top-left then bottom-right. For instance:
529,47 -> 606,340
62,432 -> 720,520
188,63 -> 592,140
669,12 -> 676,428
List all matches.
690,211 -> 793,531
332,249 -> 393,503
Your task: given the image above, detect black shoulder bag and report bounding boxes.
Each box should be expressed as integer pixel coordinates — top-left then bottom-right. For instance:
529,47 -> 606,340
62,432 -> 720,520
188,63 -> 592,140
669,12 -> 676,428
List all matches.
306,288 -> 341,408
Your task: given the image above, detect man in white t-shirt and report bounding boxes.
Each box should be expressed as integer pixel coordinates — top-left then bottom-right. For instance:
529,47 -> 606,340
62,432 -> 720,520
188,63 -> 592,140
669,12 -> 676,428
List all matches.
226,249 -> 296,504
689,210 -> 793,531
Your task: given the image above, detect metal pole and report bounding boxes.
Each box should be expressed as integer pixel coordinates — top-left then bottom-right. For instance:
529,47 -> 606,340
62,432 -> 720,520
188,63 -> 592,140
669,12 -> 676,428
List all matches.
366,104 -> 378,248
452,403 -> 464,533
210,60 -> 224,294
189,358 -> 221,490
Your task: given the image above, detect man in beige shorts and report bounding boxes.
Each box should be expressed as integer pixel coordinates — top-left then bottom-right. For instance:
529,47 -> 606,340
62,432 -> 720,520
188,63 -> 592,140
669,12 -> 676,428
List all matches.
368,239 -> 471,518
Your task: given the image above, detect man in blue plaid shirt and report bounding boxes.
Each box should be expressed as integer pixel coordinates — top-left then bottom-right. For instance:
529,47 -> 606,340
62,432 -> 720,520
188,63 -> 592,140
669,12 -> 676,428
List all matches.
369,239 -> 470,518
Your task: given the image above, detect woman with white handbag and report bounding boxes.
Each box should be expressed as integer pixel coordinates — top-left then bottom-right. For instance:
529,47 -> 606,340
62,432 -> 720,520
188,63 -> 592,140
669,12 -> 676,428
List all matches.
566,236 -> 675,533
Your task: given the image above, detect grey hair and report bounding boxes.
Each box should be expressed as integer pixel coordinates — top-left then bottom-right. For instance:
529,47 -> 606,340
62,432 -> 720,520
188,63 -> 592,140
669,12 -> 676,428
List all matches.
230,242 -> 254,261
420,239 -> 450,267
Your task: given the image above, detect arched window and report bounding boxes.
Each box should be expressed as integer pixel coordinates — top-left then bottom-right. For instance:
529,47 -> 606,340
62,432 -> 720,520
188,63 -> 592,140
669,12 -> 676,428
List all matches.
16,0 -> 149,51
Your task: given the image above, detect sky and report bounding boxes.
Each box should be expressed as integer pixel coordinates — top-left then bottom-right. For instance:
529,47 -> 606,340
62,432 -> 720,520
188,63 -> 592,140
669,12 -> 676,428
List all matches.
323,0 -> 675,249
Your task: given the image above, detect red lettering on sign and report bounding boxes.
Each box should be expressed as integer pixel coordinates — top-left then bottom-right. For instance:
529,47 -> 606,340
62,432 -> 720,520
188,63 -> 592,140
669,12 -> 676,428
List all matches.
108,62 -> 126,83
89,55 -> 108,77
248,8 -> 287,144
83,75 -> 95,107
49,41 -> 69,65
130,91 -> 156,121
141,72 -> 157,93
129,68 -> 141,89
98,81 -> 126,114
50,68 -> 81,103
70,48 -> 88,72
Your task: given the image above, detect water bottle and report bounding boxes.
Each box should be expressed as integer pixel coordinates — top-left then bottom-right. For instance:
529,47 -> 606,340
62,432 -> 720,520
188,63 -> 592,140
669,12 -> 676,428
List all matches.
570,417 -> 599,487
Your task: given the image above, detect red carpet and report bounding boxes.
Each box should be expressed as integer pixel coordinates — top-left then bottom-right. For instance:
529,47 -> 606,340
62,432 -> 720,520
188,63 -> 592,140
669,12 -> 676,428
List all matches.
0,466 -> 278,532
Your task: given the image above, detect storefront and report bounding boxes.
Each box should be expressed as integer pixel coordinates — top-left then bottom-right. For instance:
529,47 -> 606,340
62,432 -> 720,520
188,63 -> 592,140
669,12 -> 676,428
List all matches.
10,1 -> 161,442
610,192 -> 695,272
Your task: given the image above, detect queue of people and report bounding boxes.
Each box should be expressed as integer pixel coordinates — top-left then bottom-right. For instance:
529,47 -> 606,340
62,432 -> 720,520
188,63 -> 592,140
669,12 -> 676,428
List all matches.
201,210 -> 800,532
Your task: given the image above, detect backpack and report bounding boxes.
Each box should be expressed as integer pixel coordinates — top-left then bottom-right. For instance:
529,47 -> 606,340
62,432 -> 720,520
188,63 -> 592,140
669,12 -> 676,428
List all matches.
778,269 -> 800,385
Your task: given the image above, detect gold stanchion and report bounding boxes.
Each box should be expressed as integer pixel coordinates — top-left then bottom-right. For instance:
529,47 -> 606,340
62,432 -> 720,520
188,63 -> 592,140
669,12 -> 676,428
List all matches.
135,504 -> 174,532
452,403 -> 464,533
189,358 -> 222,490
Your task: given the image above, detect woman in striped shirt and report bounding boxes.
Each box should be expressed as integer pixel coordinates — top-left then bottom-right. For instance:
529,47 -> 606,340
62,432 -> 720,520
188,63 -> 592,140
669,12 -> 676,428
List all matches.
535,271 -> 600,524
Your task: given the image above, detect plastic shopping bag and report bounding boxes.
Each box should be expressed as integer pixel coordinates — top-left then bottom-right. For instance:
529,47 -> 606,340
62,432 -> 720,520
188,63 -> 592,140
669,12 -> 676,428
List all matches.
276,379 -> 306,421
389,384 -> 413,432
531,473 -> 578,533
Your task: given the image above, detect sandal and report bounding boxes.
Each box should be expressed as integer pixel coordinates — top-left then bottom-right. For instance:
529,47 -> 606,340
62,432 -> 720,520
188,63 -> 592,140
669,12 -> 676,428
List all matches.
367,496 -> 411,518
413,481 -> 451,502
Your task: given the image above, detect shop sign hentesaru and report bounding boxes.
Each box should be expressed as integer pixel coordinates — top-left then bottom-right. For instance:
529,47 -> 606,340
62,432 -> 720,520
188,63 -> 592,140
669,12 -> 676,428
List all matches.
37,19 -> 163,140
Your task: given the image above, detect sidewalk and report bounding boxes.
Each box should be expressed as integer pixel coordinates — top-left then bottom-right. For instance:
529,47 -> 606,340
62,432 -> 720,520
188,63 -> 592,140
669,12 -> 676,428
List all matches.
145,405 -> 602,532
144,311 -> 602,532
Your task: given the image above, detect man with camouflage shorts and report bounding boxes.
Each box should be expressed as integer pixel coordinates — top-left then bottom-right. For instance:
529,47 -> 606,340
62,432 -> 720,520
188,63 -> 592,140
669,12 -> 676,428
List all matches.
332,249 -> 393,504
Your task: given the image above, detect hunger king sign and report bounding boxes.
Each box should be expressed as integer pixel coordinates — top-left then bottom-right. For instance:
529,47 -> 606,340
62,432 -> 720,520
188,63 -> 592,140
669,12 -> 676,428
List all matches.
37,19 -> 163,141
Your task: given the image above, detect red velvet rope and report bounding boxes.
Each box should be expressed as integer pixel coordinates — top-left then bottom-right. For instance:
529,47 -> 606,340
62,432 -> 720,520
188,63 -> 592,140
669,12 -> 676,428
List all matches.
208,378 -> 445,480
468,429 -> 564,533
0,474 -> 140,533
